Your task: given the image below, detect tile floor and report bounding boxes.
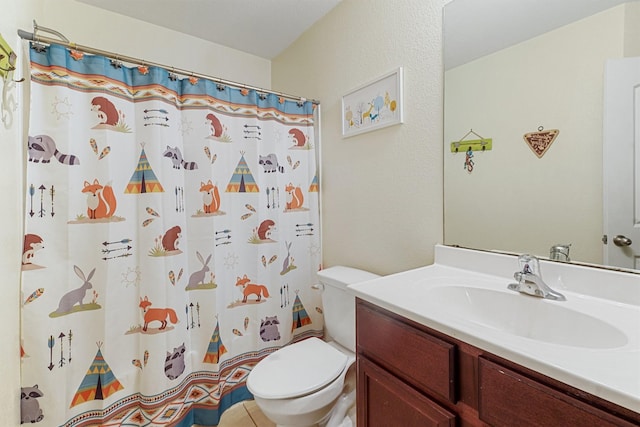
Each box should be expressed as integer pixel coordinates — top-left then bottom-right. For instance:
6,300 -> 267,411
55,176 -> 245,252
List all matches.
217,400 -> 276,427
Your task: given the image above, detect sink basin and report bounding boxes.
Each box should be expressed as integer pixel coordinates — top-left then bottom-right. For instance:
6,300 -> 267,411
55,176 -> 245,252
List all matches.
425,286 -> 628,349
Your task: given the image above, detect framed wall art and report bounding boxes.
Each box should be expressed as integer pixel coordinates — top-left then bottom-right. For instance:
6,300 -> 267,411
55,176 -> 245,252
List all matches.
341,67 -> 404,138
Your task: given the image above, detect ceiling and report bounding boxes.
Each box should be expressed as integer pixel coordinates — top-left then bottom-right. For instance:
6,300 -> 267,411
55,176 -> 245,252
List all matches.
75,0 -> 342,59
444,0 -> 634,69
76,0 -> 633,64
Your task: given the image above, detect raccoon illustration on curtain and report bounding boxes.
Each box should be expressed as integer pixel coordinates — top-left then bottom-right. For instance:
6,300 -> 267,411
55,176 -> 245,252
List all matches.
21,42 -> 322,426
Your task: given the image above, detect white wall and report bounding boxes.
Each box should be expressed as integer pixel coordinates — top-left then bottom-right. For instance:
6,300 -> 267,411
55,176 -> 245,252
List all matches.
0,1 -> 270,422
444,6 -> 627,264
0,2 -> 28,423
624,1 -> 640,56
273,0 -> 446,275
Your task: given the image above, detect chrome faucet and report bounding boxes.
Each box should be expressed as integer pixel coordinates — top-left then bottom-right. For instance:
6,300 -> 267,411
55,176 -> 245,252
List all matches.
508,254 -> 566,301
549,243 -> 571,262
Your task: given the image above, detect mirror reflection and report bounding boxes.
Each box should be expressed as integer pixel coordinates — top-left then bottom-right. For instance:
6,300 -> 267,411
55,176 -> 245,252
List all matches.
443,0 -> 640,272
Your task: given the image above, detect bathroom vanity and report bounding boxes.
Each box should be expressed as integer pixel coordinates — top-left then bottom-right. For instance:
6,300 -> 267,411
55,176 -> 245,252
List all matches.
350,245 -> 640,426
356,299 -> 638,426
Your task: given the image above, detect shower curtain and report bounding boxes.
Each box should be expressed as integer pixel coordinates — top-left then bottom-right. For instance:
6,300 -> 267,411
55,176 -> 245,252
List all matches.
20,43 -> 322,426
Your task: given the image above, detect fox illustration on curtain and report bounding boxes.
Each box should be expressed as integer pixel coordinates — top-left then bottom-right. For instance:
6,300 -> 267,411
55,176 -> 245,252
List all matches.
21,43 -> 322,426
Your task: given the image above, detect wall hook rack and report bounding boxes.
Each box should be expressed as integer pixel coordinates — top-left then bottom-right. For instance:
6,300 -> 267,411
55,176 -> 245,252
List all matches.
0,34 -> 24,82
1,32 -> 24,128
450,128 -> 492,153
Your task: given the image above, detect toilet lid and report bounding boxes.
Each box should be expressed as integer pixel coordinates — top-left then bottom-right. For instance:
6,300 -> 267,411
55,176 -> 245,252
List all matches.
247,338 -> 348,399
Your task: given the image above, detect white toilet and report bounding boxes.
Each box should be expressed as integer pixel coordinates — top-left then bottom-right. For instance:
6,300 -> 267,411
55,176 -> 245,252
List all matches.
246,266 -> 380,427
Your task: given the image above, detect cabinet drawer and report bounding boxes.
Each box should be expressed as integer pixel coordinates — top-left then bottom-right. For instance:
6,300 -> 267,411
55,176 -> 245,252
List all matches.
358,357 -> 456,427
479,357 -> 637,427
357,302 -> 456,402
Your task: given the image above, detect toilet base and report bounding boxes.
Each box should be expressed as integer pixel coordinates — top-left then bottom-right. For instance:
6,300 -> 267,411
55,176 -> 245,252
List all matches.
254,387 -> 340,427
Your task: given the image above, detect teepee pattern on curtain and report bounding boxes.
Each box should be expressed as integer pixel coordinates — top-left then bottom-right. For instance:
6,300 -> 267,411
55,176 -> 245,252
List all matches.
20,43 -> 322,426
70,343 -> 124,408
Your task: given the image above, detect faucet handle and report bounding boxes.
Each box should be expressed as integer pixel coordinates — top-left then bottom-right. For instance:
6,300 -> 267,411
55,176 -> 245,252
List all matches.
549,243 -> 571,262
509,253 -> 566,301
517,254 -> 540,276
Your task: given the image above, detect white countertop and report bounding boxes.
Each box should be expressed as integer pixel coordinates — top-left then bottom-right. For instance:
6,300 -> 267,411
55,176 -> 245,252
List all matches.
348,245 -> 640,412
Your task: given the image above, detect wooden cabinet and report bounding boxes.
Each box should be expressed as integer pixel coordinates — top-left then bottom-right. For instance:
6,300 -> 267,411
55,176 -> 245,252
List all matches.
357,298 -> 456,403
478,358 -> 637,427
356,299 -> 640,427
358,357 -> 455,427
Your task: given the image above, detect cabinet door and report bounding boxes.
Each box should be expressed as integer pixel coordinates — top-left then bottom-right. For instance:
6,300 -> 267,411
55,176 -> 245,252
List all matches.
357,302 -> 456,402
358,357 -> 456,427
479,357 -> 637,427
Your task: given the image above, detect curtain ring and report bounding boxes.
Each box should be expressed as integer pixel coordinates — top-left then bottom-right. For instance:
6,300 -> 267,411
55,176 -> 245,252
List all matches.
168,67 -> 178,81
110,55 -> 122,69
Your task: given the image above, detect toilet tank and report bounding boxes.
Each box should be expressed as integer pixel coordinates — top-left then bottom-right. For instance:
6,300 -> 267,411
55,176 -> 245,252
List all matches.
316,266 -> 380,352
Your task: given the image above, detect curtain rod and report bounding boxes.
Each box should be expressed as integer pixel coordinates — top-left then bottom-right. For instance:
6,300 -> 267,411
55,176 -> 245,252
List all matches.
17,22 -> 319,105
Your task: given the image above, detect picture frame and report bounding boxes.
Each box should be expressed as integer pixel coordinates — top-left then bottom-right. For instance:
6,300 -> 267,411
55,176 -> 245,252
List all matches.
341,67 -> 404,138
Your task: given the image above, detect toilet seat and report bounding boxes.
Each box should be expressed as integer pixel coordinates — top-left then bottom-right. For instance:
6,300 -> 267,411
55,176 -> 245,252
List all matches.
247,337 -> 348,400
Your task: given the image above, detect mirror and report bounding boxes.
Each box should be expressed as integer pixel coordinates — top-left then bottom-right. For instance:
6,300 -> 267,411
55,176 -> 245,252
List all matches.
443,0 -> 640,272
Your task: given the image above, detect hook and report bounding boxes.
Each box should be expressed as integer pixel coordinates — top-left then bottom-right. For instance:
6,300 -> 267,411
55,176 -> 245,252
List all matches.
0,45 -> 24,83
0,39 -> 18,71
0,54 -> 11,72
0,51 -> 14,72
32,42 -> 47,53
110,56 -> 122,69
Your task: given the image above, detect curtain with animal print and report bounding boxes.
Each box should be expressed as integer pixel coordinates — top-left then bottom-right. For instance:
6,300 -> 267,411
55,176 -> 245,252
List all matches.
20,43 -> 322,426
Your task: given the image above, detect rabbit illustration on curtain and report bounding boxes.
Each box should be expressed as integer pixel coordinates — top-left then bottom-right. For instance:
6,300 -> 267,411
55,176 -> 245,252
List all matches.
21,43 -> 322,427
